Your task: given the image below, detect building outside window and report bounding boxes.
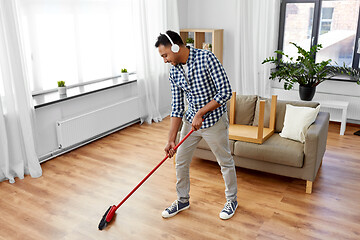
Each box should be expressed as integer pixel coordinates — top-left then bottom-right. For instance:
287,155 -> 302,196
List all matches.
319,7 -> 334,34
279,0 -> 360,74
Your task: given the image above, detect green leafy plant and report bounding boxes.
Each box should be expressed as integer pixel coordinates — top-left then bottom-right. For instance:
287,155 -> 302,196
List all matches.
121,68 -> 128,73
262,42 -> 338,90
336,64 -> 360,85
57,81 -> 65,87
186,38 -> 194,44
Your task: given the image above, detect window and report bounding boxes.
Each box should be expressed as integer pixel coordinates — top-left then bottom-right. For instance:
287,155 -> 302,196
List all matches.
320,8 -> 334,34
282,2 -> 315,59
19,0 -> 136,93
279,0 -> 360,72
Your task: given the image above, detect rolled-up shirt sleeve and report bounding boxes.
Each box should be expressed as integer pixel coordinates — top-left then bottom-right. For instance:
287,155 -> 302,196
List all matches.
206,52 -> 232,105
170,76 -> 185,118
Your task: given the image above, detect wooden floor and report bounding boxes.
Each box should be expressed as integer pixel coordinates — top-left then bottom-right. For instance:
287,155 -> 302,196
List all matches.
1,118 -> 360,240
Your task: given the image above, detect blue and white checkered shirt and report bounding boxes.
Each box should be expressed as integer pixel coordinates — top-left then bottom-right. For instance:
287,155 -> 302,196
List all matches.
169,47 -> 232,129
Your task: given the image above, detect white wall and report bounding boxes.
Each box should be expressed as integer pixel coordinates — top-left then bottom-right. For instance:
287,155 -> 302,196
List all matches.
177,0 -> 237,88
177,0 -> 188,28
158,72 -> 172,117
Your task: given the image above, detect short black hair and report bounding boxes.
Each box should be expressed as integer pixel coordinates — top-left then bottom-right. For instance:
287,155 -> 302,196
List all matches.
155,30 -> 184,48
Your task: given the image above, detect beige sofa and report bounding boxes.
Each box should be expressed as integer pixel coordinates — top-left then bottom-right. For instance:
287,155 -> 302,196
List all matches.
191,95 -> 330,193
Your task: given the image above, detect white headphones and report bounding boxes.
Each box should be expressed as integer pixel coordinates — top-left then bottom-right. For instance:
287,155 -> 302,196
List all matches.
163,32 -> 180,53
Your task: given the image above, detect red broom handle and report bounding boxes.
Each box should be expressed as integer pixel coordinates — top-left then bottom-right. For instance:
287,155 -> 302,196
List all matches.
115,128 -> 195,210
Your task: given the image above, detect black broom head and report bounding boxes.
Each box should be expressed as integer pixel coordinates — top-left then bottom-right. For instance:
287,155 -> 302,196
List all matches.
98,206 -> 112,230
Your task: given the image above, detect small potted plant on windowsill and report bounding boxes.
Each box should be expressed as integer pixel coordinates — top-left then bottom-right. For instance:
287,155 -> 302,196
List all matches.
186,37 -> 194,47
57,81 -> 66,95
121,68 -> 129,81
262,42 -> 338,101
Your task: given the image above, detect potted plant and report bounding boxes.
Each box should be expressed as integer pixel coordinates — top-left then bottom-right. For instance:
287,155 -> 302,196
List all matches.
186,37 -> 194,47
57,81 -> 66,95
262,42 -> 337,101
121,68 -> 129,81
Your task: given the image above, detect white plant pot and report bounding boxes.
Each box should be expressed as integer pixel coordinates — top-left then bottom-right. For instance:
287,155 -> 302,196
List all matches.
186,43 -> 194,47
58,87 -> 67,95
121,72 -> 129,81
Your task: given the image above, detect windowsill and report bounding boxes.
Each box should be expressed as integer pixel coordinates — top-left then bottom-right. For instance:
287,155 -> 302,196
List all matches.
326,73 -> 359,83
33,75 -> 137,109
270,68 -> 359,83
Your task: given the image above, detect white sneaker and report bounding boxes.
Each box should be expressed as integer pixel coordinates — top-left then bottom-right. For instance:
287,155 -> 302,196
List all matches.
219,200 -> 238,220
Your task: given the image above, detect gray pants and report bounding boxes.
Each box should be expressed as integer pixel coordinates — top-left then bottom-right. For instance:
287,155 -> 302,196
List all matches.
176,114 -> 238,203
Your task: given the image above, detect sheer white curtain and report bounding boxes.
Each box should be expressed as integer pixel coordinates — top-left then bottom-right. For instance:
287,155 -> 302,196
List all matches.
234,0 -> 281,97
0,0 -> 42,183
19,0 -> 136,93
132,0 -> 179,124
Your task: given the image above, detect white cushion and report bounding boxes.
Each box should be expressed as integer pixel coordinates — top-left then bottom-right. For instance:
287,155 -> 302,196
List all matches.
280,104 -> 320,143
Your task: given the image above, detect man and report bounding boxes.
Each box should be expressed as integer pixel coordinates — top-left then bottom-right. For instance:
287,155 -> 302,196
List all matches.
155,30 -> 238,220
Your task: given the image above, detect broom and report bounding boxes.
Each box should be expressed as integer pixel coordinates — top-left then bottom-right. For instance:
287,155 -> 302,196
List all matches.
98,114 -> 209,230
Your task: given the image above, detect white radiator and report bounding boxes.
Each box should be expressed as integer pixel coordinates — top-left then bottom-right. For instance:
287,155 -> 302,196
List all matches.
56,97 -> 139,149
